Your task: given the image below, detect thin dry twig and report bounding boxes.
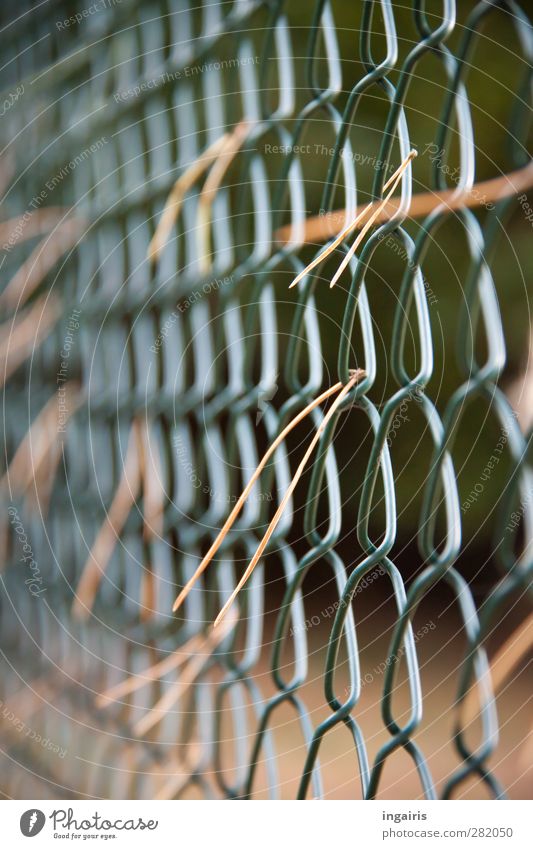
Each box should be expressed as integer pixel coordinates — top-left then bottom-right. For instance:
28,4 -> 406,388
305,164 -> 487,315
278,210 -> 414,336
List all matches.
0,294 -> 62,387
72,415 -> 170,620
0,207 -> 74,249
153,743 -> 201,800
214,368 -> 364,627
329,150 -> 416,288
0,217 -> 86,311
197,119 -> 251,273
95,632 -> 204,708
136,419 -> 165,620
288,151 -> 416,290
147,133 -> 230,264
172,380 -> 349,613
133,608 -> 238,737
278,159 -> 533,247
1,382 -> 82,511
72,421 -> 143,621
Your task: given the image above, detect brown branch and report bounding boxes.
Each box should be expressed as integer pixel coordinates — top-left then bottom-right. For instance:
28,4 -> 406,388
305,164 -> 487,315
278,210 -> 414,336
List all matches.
276,160 -> 533,247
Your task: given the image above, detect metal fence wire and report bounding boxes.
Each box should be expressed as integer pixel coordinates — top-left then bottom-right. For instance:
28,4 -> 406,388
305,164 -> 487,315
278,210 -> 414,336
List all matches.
0,0 -> 532,800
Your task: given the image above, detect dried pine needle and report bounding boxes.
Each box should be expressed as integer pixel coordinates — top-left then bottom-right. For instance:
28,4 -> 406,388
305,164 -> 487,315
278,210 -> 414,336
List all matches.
171,380 -> 349,613
197,119 -> 251,273
1,382 -> 81,510
147,133 -> 230,264
72,417 -> 168,620
72,420 -> 143,620
328,149 -> 416,288
0,295 -> 62,387
95,632 -> 204,708
132,608 -> 237,737
288,150 -> 416,290
214,368 -> 364,627
0,217 -> 85,311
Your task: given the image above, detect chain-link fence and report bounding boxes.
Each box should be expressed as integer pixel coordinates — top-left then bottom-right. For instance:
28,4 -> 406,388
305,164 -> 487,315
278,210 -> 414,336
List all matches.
0,0 -> 532,800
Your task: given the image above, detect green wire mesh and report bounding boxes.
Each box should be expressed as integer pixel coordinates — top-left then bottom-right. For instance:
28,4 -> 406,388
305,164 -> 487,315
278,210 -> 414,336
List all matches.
0,0 -> 532,800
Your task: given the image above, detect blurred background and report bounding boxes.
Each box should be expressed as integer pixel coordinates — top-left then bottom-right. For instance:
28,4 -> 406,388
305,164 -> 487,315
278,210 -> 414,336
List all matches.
0,0 -> 531,800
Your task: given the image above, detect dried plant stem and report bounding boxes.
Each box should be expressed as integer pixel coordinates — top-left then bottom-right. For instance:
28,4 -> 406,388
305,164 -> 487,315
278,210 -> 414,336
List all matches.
72,421 -> 143,620
147,133 -> 230,263
73,417 -> 170,620
329,150 -> 417,288
289,150 -> 416,289
0,217 -> 85,311
137,419 -> 166,620
172,381 -> 347,613
288,153 -> 415,290
0,295 -> 62,387
0,208 -> 73,248
197,119 -> 251,273
278,160 -> 533,247
214,369 -> 364,627
133,609 -> 237,737
95,632 -> 204,708
137,418 -> 165,540
1,382 -> 81,509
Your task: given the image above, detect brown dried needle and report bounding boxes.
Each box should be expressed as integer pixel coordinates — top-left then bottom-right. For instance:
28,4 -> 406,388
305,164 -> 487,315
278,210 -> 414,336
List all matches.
288,150 -> 416,290
171,380 -> 349,614
147,133 -> 230,264
214,368 -> 364,627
